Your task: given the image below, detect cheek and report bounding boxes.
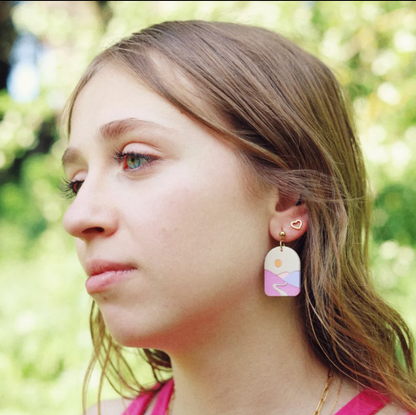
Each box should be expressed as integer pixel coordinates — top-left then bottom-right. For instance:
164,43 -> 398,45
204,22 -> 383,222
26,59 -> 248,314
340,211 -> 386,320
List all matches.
120,164 -> 269,297
120,180 -> 209,270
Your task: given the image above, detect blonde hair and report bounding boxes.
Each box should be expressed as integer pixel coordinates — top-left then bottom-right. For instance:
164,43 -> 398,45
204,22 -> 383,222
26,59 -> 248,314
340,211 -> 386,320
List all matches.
64,21 -> 416,414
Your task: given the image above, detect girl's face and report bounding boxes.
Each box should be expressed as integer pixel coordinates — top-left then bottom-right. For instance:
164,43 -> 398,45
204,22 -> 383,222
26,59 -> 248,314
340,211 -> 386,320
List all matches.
62,65 -> 276,351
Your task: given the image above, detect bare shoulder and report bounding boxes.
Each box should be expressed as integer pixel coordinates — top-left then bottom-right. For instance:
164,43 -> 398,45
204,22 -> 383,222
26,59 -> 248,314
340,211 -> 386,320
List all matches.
85,398 -> 133,415
378,405 -> 412,415
331,377 -> 412,415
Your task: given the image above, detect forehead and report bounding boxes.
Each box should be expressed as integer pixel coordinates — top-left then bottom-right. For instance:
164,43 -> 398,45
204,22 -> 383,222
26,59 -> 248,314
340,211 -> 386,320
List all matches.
65,64 -> 235,164
68,62 -> 240,157
70,65 -> 182,134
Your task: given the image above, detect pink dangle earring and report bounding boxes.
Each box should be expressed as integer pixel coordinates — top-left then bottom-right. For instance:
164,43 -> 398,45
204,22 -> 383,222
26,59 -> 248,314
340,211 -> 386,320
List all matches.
264,228 -> 301,297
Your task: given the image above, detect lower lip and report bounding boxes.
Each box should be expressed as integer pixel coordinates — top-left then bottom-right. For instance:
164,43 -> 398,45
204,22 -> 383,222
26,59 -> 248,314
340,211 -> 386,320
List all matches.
85,269 -> 135,294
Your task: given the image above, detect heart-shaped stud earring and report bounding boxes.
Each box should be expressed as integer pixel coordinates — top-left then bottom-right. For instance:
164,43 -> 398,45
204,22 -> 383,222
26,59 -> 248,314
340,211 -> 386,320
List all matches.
290,220 -> 302,230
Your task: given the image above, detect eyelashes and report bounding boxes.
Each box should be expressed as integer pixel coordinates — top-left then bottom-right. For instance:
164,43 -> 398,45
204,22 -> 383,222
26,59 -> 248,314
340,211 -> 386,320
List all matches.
60,178 -> 83,200
60,151 -> 158,199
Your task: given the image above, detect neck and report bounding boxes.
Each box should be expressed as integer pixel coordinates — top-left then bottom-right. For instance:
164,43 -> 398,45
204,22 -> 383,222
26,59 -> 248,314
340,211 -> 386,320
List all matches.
166,296 -> 331,415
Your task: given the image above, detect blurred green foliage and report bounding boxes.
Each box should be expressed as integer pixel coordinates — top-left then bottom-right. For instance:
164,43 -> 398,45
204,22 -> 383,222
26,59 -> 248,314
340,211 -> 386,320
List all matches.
0,1 -> 415,414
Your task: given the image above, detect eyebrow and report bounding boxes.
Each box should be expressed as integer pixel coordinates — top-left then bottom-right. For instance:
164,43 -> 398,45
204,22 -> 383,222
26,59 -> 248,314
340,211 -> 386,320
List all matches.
62,118 -> 175,171
99,118 -> 175,141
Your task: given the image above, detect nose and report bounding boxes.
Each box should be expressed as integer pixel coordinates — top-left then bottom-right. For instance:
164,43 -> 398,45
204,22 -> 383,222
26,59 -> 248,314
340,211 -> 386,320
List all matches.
62,178 -> 118,242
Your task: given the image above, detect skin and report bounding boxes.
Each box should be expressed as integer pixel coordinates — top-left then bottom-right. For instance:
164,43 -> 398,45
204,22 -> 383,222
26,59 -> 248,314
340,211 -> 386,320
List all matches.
63,63 -> 308,352
63,65 -> 400,415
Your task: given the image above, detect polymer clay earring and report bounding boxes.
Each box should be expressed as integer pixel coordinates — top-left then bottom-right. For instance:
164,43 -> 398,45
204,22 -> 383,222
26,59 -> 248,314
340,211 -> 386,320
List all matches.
264,231 -> 301,297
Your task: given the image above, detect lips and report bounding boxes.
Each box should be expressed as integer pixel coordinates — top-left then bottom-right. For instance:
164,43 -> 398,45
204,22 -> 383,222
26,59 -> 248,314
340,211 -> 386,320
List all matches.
85,260 -> 137,294
86,260 -> 136,277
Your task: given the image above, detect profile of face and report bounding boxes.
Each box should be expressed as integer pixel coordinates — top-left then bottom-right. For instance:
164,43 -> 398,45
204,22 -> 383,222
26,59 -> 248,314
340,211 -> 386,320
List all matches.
62,65 -> 279,351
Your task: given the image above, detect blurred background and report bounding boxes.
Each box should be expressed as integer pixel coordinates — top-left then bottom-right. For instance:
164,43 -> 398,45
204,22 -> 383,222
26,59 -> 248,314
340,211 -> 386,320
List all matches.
0,1 -> 415,414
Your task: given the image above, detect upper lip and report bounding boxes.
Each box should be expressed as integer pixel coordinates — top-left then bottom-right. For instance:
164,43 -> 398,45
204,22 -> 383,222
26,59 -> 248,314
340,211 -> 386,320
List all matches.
85,260 -> 136,277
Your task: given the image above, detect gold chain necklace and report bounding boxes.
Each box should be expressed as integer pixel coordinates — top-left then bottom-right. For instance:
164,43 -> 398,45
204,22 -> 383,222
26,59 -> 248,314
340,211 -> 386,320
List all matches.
166,391 -> 174,415
328,376 -> 343,415
313,370 -> 334,415
166,370 -> 335,415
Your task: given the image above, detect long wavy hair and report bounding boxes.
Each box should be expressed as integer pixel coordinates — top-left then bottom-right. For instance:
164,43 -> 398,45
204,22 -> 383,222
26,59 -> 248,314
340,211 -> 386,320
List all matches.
63,21 -> 416,414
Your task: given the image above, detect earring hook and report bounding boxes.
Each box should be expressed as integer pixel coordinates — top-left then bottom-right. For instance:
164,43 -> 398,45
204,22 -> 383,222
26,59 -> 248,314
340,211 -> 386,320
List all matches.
279,231 -> 285,252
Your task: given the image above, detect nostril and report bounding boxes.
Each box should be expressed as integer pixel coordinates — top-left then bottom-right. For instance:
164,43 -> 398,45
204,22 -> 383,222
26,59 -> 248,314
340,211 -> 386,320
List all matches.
63,199 -> 117,239
82,226 -> 106,235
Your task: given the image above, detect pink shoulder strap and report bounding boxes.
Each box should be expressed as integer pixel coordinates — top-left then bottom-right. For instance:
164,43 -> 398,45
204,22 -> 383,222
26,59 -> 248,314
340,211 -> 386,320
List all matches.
121,391 -> 154,415
121,379 -> 174,415
150,379 -> 174,415
334,388 -> 390,415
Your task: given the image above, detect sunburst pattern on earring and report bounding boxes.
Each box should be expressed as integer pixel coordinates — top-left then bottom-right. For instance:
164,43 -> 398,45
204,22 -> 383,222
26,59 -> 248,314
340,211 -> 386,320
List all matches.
264,230 -> 301,296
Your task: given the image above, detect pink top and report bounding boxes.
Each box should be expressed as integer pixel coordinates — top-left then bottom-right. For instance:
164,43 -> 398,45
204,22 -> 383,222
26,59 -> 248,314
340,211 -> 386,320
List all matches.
121,379 -> 413,415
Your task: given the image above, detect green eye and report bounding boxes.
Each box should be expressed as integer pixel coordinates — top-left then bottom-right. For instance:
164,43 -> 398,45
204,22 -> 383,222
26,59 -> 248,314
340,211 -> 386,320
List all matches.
115,151 -> 157,171
125,154 -> 142,169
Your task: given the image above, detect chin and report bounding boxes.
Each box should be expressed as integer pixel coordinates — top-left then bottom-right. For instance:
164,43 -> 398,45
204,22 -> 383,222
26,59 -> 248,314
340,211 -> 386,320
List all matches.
102,318 -> 147,347
100,313 -> 169,350
104,324 -> 154,348
110,332 -> 146,348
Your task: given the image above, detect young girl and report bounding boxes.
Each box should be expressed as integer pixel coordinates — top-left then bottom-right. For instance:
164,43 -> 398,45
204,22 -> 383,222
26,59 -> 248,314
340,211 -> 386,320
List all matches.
61,20 -> 416,415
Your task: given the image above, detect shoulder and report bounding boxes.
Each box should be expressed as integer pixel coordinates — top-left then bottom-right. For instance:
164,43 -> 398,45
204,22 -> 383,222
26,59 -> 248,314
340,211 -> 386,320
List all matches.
85,398 -> 134,415
333,378 -> 413,415
377,404 -> 413,415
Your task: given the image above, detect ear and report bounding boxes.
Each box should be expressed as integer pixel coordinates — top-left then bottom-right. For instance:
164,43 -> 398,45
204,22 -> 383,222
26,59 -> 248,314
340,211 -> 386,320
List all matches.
269,194 -> 308,243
